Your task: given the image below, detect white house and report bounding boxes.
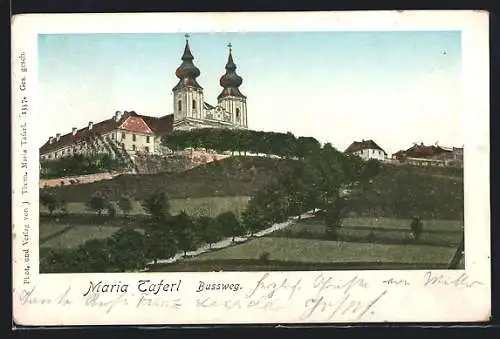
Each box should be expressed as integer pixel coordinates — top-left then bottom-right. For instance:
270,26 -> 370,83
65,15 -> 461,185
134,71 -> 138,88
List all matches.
344,139 -> 387,161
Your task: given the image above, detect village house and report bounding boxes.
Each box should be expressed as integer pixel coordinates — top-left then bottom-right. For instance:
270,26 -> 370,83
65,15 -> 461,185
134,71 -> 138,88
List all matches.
344,139 -> 387,161
392,142 -> 463,168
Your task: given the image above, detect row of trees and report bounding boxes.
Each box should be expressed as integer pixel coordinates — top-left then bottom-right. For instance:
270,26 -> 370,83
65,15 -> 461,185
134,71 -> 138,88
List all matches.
40,153 -> 129,179
140,191 -> 246,264
162,129 -> 322,159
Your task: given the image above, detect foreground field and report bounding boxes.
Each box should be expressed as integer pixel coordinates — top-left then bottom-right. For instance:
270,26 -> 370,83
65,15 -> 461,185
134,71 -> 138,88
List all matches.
184,237 -> 457,264
40,224 -> 121,249
272,217 -> 463,248
151,236 -> 458,272
40,196 -> 250,218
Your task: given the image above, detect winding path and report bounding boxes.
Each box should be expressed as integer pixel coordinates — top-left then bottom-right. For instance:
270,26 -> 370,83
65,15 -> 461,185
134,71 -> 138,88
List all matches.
144,210 -> 316,268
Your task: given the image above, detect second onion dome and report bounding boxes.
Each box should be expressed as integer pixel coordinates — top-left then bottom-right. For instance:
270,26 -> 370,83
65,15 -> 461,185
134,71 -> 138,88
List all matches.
218,43 -> 246,100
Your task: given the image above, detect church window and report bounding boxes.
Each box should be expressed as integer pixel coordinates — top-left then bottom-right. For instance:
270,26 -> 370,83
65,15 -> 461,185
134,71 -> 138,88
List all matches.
236,108 -> 240,119
145,146 -> 150,153
146,136 -> 150,143
122,132 -> 126,140
178,100 -> 182,112
133,134 -> 137,142
132,145 -> 136,151
192,100 -> 197,111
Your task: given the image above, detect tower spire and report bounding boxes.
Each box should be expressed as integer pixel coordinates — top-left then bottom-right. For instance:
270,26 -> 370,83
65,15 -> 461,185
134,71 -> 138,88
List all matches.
173,34 -> 202,91
218,43 -> 245,99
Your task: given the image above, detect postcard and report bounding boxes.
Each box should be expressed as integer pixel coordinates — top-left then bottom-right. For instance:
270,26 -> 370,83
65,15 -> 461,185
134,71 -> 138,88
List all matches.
12,11 -> 490,326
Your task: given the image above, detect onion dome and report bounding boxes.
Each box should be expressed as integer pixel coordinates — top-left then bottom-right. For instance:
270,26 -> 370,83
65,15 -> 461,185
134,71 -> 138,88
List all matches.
173,34 -> 202,91
218,43 -> 246,100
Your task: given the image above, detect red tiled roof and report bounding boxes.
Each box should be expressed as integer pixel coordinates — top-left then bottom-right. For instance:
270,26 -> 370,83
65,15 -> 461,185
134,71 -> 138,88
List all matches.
394,143 -> 452,159
40,112 -> 174,154
140,114 -> 173,136
119,115 -> 154,134
344,139 -> 386,154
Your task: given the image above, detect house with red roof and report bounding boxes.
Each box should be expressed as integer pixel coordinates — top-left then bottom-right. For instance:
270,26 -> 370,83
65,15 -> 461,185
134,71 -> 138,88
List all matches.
39,111 -> 173,161
344,139 -> 387,161
392,142 -> 463,168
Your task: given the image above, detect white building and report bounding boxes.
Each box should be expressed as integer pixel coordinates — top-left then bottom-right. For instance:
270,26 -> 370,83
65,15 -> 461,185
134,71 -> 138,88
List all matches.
40,35 -> 249,161
344,139 -> 387,161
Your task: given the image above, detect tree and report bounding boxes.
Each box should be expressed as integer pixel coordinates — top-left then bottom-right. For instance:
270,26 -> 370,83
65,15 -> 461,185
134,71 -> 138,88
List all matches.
242,203 -> 269,236
174,211 -> 197,256
86,194 -> 109,216
108,228 -> 147,271
144,217 -> 178,265
324,198 -> 345,240
296,136 -> 321,159
40,192 -> 59,216
142,190 -> 170,222
410,217 -> 424,241
217,211 -> 245,242
118,195 -> 134,217
197,216 -> 223,248
77,238 -> 112,272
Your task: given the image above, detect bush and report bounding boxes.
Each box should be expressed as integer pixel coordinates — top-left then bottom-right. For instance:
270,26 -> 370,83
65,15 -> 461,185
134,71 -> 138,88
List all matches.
86,193 -> 109,216
142,190 -> 170,221
40,192 -> 61,216
410,217 -> 424,240
259,252 -> 270,262
118,195 -> 134,216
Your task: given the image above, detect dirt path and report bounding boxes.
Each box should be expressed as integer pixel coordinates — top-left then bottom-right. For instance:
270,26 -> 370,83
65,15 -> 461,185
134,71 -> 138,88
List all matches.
145,210 -> 316,267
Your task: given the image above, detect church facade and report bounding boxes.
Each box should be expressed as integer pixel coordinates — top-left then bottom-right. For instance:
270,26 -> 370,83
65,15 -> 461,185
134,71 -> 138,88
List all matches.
40,35 -> 248,161
172,36 -> 248,130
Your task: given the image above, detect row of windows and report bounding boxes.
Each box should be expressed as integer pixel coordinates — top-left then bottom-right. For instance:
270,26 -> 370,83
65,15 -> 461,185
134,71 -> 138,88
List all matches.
42,143 -> 152,159
121,133 -> 150,143
42,132 -> 153,160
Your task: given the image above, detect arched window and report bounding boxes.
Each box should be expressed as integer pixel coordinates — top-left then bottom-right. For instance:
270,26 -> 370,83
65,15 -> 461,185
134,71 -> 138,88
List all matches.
192,100 -> 196,111
236,108 -> 240,119
178,100 -> 182,112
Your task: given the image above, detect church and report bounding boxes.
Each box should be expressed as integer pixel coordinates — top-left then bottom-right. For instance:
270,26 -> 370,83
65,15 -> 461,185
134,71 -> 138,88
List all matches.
39,34 -> 248,161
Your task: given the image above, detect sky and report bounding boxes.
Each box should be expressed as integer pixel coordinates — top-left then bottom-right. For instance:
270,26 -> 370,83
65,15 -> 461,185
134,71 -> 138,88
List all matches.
37,31 -> 462,155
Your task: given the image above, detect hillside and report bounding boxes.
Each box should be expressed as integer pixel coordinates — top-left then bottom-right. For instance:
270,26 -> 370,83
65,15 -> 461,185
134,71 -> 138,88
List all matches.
45,156 -> 295,202
348,164 -> 463,219
43,156 -> 464,220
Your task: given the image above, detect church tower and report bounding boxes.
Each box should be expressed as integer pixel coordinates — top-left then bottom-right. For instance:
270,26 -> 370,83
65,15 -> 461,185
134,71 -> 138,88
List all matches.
217,43 -> 248,129
173,34 -> 204,130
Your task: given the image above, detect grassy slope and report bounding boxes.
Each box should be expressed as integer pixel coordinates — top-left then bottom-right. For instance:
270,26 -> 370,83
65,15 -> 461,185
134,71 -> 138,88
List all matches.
151,235 -> 457,272
40,196 -> 251,218
349,164 -> 463,219
187,237 -> 456,263
44,156 -> 293,202
40,225 -> 121,249
41,157 -> 463,220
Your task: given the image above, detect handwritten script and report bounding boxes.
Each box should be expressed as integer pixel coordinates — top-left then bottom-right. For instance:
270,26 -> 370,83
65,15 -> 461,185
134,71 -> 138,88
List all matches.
14,270 -> 486,322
